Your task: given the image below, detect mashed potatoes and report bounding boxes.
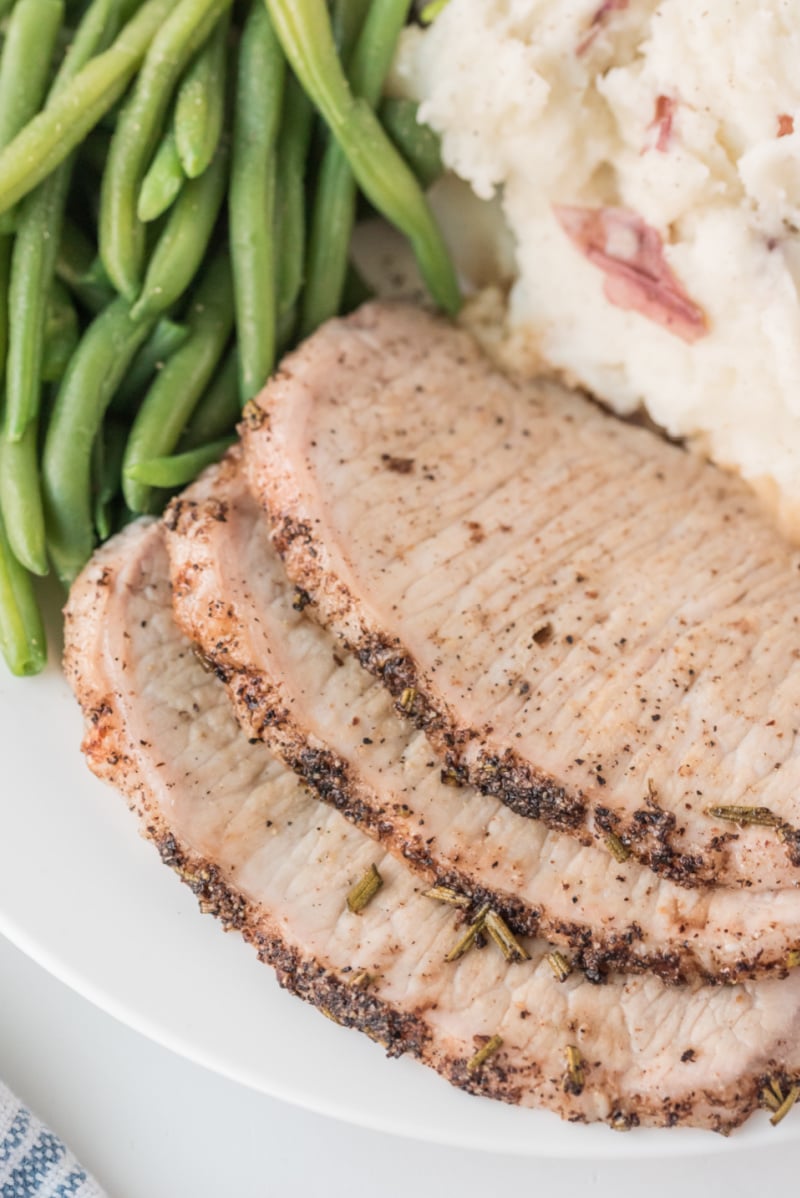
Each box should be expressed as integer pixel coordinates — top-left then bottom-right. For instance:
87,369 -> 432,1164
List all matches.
393,0 -> 800,532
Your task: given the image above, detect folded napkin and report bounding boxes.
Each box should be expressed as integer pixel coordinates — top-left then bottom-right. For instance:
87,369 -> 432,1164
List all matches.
0,1081 -> 106,1196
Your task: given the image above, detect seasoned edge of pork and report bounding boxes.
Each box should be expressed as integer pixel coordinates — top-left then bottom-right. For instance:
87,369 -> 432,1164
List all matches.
243,301 -> 800,891
63,518 -> 800,1132
165,453 -> 800,985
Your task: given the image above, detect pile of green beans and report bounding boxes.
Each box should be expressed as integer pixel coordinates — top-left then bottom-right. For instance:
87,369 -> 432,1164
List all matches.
0,0 -> 456,676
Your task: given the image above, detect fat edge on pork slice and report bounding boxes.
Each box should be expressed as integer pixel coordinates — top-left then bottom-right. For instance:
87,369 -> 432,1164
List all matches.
62,518 -> 800,1132
241,301 -> 800,892
165,451 -> 800,985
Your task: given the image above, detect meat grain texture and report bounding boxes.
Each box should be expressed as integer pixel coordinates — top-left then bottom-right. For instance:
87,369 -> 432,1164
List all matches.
166,453 -> 800,984
243,302 -> 800,891
63,517 -> 800,1132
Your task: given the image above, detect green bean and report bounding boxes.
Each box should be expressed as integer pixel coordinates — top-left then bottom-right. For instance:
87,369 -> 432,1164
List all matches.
58,247 -> 116,315
275,76 -> 313,330
118,0 -> 150,22
122,250 -> 233,512
276,304 -> 296,355
300,0 -> 410,336
174,9 -> 229,178
131,136 -> 228,321
229,2 -> 285,403
0,0 -> 64,164
341,260 -> 373,313
42,281 -> 80,382
298,143 -> 354,337
42,297 -> 156,585
380,98 -> 443,189
0,0 -> 177,220
5,0 -> 121,442
0,511 -> 46,677
265,0 -> 460,316
0,422 -> 47,577
57,1 -> 126,96
331,0 -> 371,61
99,0 -> 233,299
0,0 -> 66,464
125,435 -> 235,487
349,0 -> 413,109
179,344 -> 238,448
93,418 -> 127,540
113,316 -> 190,411
55,218 -> 96,286
0,237 -> 11,379
137,125 -> 185,222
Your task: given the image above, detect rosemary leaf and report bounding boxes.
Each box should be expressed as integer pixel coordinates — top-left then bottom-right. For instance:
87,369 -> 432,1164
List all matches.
761,1086 -> 782,1113
546,950 -> 572,982
787,949 -> 800,969
346,864 -> 384,914
445,903 -> 490,962
467,1034 -> 503,1073
423,885 -> 471,908
771,1084 -> 800,1127
705,805 -> 785,828
351,970 -> 373,989
605,831 -> 630,863
564,1045 -> 585,1095
191,645 -> 217,675
399,686 -> 416,711
484,910 -> 531,962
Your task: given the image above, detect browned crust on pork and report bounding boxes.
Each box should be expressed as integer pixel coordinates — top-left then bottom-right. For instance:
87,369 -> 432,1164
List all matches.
62,519 -> 800,1133
239,304 -> 800,890
265,497 -> 718,888
164,474 -> 794,986
62,527 -> 530,1105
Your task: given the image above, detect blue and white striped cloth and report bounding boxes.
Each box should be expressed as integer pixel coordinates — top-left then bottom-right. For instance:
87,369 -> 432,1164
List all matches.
0,1082 -> 105,1197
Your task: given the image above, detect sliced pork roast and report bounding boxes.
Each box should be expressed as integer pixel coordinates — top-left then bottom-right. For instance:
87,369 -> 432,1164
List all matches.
62,517 -> 800,1131
166,454 -> 800,984
243,302 -> 800,891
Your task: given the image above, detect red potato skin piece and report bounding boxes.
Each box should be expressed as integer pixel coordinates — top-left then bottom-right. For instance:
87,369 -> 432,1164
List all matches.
576,0 -> 629,55
648,95 -> 675,153
553,204 -> 708,344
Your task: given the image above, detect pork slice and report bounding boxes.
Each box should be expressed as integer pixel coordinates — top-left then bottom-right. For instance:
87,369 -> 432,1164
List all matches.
242,301 -> 800,891
166,453 -> 800,984
62,517 -> 800,1131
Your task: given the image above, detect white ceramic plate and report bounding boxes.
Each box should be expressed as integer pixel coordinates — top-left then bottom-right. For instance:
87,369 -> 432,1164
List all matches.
0,587 -> 792,1160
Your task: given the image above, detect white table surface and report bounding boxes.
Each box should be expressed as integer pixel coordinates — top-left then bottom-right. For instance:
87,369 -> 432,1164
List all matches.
1,933 -> 797,1198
